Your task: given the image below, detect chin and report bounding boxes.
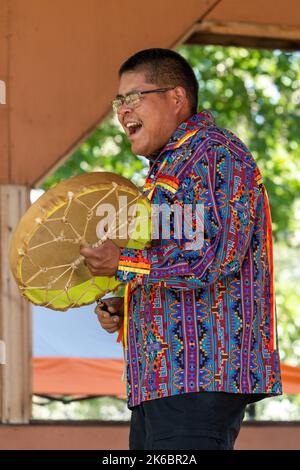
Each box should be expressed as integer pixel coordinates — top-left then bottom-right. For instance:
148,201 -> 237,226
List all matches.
131,144 -> 147,157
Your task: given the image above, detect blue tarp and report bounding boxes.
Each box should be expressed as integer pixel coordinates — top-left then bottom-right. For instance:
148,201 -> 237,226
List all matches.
33,305 -> 122,359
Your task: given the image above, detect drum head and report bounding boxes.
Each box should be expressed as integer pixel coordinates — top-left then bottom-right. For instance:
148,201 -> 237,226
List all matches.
9,172 -> 151,310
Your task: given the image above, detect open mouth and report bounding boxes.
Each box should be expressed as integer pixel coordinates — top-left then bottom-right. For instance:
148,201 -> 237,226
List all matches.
126,122 -> 143,137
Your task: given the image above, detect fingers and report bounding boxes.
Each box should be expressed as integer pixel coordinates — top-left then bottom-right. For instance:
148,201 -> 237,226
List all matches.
79,245 -> 94,256
95,305 -> 122,334
83,259 -> 100,277
80,246 -> 100,274
104,297 -> 124,316
80,243 -> 120,277
79,240 -> 90,249
97,300 -> 118,315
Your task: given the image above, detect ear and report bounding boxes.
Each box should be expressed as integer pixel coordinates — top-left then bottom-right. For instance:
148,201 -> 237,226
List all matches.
172,86 -> 187,111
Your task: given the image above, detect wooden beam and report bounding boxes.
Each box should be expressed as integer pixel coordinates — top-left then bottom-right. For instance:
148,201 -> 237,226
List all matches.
0,185 -> 32,423
186,20 -> 300,50
0,0 -> 10,184
193,20 -> 300,40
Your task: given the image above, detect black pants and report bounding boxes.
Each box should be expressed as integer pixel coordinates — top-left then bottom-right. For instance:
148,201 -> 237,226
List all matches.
129,392 -> 254,450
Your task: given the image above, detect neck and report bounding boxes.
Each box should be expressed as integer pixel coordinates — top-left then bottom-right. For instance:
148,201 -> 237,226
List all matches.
145,111 -> 194,162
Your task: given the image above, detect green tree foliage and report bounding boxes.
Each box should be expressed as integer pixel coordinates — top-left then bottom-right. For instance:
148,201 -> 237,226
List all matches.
179,45 -> 300,241
42,45 -> 300,242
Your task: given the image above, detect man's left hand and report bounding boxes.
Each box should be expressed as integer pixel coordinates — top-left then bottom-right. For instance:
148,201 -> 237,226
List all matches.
80,240 -> 121,277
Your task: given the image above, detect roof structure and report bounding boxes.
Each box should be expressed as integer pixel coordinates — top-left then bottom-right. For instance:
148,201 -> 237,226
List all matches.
1,0 -> 299,187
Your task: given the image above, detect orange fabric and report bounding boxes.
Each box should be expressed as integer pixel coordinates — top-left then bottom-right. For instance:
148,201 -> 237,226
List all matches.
281,363 -> 300,395
33,357 -> 126,397
33,358 -> 300,396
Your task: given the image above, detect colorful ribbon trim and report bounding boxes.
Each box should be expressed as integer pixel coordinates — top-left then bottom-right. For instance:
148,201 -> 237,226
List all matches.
144,174 -> 180,201
263,186 -> 277,351
117,279 -> 135,351
173,129 -> 198,149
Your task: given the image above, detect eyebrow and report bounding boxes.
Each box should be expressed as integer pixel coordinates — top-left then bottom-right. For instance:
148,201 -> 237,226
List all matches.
115,89 -> 141,99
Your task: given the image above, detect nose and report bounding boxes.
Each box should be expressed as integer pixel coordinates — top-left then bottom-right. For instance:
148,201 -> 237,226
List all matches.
118,103 -> 133,116
118,106 -> 133,124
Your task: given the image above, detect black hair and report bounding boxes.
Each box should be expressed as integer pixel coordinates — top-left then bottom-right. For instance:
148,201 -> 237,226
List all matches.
119,48 -> 198,114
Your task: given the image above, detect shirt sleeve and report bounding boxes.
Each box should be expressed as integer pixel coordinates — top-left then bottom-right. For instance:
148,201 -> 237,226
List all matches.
116,144 -> 262,290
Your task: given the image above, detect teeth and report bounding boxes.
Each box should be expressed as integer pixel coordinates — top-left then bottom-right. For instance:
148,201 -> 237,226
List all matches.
126,122 -> 142,128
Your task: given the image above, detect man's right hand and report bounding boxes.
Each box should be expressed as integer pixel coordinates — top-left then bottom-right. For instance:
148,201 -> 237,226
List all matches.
94,297 -> 124,334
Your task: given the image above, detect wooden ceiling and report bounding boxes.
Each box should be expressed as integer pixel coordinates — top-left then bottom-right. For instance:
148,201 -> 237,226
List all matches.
0,0 -> 299,186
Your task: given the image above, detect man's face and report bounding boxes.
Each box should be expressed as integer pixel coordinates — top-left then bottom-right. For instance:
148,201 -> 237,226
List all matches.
117,71 -> 183,158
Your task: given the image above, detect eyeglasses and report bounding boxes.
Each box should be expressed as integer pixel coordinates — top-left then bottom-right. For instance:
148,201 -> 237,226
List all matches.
112,87 -> 175,113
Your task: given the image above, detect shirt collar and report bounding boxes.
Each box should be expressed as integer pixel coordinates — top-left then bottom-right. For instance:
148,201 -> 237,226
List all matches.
163,109 -> 216,152
148,110 -> 216,172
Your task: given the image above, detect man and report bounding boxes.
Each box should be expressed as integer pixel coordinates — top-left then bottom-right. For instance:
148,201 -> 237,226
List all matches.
80,48 -> 282,450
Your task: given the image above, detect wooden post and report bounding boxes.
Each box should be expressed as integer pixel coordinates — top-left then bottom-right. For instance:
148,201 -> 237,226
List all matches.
0,185 -> 32,423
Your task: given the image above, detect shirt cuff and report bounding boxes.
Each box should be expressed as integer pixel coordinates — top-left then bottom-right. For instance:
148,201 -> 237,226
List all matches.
115,247 -> 151,283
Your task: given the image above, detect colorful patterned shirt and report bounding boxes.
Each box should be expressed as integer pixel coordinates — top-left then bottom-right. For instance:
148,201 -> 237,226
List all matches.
116,110 -> 282,409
